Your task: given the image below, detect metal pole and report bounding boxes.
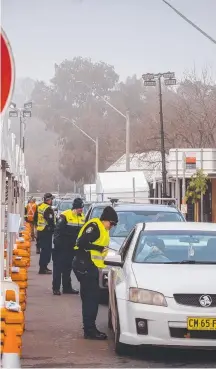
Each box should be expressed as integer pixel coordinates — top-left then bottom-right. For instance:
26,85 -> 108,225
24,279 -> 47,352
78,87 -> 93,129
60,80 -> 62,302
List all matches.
0,161 -> 7,281
158,76 -> 167,197
132,177 -> 135,203
95,136 -> 99,183
126,111 -> 130,172
200,149 -> 204,222
175,149 -> 179,208
182,152 -> 186,201
6,174 -> 12,277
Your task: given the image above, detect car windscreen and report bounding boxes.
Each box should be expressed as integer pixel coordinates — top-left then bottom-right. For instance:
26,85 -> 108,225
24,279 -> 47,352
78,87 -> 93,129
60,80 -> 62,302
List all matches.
133,230 -> 216,264
53,199 -> 60,207
109,210 -> 184,238
59,202 -> 73,211
83,204 -> 91,214
90,206 -> 105,219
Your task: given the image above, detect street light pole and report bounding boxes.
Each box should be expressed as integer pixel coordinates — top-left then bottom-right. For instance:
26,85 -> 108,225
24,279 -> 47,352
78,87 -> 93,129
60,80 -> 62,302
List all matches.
95,136 -> 99,183
142,72 -> 176,198
76,80 -> 130,171
61,116 -> 99,184
158,76 -> 167,197
9,102 -> 32,222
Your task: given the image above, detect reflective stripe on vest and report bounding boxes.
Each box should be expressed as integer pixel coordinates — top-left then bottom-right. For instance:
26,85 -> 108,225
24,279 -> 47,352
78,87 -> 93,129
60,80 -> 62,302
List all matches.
27,202 -> 37,222
37,203 -> 50,231
61,209 -> 85,228
75,218 -> 110,269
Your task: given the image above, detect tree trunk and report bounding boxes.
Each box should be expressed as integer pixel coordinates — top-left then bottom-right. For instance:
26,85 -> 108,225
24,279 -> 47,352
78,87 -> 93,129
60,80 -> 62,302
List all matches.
194,201 -> 200,222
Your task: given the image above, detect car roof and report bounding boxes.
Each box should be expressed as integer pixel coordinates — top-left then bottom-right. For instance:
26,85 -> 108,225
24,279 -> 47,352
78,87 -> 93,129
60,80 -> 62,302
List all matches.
90,202 -> 112,207
114,204 -> 180,213
59,199 -> 73,203
142,222 -> 216,232
90,202 -> 180,213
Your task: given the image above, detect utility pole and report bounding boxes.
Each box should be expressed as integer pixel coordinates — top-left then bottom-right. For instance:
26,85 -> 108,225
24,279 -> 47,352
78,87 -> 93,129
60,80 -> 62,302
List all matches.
126,110 -> 130,171
142,72 -> 176,198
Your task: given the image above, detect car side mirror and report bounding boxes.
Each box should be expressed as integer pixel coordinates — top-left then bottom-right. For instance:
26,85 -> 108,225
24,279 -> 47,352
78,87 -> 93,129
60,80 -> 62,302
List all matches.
104,254 -> 123,267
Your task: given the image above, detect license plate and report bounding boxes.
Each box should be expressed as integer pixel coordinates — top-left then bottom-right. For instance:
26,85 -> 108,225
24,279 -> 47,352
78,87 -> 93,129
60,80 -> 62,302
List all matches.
187,317 -> 216,330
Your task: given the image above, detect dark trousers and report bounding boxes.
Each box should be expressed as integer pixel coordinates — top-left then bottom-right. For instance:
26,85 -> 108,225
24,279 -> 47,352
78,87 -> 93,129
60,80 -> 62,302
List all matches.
38,231 -> 53,270
52,249 -> 74,291
36,233 -> 39,250
73,258 -> 99,332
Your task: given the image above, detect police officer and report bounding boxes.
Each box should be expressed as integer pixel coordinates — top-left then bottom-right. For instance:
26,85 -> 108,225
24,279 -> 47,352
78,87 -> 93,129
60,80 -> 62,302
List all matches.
36,193 -> 55,274
73,206 -> 118,340
52,198 -> 85,295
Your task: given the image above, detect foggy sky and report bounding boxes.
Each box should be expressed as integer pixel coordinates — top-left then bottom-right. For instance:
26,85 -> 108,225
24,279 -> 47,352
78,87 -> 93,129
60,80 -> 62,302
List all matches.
2,0 -> 216,83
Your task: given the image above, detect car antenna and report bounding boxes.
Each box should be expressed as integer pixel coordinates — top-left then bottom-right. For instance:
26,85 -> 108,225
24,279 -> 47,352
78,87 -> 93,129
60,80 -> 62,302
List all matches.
109,198 -> 119,207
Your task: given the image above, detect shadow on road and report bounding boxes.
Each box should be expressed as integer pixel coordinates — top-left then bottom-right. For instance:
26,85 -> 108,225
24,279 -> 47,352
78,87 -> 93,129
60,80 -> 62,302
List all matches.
119,345 -> 216,367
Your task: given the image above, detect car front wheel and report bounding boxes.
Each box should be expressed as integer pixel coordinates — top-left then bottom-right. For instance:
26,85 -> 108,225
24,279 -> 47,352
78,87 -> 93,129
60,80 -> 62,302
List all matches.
114,300 -> 127,355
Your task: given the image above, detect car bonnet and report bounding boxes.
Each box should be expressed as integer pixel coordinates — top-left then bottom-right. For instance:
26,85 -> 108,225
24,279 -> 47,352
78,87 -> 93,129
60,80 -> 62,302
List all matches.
131,263 -> 216,297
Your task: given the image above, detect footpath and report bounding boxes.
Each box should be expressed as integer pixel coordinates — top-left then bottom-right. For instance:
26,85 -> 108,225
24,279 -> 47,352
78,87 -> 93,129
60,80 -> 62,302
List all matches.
21,247 -> 126,368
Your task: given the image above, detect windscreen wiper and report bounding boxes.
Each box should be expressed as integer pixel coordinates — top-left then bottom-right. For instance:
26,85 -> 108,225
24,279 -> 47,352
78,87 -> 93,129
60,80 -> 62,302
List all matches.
168,260 -> 216,264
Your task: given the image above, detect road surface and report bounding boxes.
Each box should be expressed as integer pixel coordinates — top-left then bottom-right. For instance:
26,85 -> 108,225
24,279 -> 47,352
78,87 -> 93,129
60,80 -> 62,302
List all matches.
22,248 -> 216,368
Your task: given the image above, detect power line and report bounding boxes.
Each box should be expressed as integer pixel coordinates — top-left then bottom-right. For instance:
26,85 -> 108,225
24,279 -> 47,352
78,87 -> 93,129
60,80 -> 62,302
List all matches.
162,0 -> 216,45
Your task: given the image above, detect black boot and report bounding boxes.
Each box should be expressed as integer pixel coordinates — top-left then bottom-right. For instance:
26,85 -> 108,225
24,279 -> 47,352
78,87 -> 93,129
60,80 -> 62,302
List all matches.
63,287 -> 79,294
53,290 -> 61,296
38,269 -> 52,275
84,328 -> 107,340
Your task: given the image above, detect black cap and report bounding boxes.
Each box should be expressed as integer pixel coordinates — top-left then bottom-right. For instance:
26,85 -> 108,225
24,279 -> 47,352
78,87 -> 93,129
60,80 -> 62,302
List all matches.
72,197 -> 84,209
100,206 -> 118,224
44,193 -> 54,201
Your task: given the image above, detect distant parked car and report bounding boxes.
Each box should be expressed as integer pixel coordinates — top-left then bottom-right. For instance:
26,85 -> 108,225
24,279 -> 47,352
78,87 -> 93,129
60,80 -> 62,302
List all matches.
85,202 -> 185,298
83,202 -> 92,215
56,199 -> 74,219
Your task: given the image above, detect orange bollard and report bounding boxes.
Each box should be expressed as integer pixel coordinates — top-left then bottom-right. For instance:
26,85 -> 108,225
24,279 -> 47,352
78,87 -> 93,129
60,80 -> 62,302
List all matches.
2,327 -> 21,367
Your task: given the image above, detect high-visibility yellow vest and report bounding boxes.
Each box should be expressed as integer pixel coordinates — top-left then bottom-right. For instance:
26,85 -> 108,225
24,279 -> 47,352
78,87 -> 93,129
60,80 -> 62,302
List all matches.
75,218 -> 110,269
61,209 -> 85,228
37,203 -> 50,231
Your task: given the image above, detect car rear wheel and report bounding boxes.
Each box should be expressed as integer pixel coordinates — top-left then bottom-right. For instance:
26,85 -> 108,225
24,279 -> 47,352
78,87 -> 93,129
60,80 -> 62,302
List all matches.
114,300 -> 127,355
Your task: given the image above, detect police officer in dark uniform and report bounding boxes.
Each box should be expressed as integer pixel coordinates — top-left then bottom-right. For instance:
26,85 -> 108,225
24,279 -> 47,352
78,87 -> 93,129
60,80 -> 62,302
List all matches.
52,198 -> 85,295
73,206 -> 118,340
35,193 -> 55,274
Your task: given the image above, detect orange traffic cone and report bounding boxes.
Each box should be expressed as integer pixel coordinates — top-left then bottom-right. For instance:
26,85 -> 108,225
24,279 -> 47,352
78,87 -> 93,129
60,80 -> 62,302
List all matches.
2,327 -> 21,368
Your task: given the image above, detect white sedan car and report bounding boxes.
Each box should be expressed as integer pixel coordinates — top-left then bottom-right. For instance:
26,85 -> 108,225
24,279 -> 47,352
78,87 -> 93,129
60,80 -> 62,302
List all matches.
105,222 -> 216,354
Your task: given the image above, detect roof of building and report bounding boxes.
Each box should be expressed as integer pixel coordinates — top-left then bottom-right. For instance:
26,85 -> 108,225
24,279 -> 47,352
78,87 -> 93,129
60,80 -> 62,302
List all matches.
97,171 -> 149,193
106,151 -> 168,182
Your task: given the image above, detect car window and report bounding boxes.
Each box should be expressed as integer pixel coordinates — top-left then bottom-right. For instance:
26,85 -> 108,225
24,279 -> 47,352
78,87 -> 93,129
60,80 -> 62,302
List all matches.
90,206 -> 105,219
133,230 -> 216,264
119,228 -> 136,261
83,204 -> 91,215
109,210 -> 184,238
59,202 -> 73,211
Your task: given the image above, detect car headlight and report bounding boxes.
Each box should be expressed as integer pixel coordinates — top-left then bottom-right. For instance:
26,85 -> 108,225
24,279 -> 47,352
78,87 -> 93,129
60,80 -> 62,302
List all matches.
129,288 -> 167,306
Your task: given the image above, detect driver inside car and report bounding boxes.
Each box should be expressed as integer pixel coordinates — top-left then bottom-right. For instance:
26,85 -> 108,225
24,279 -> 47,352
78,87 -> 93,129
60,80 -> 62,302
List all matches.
137,237 -> 170,263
